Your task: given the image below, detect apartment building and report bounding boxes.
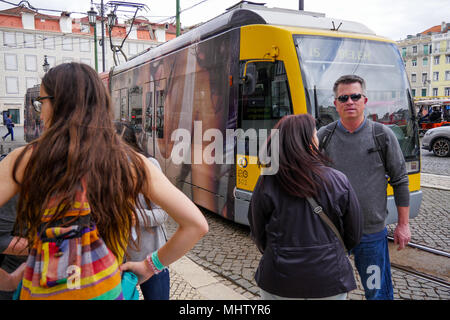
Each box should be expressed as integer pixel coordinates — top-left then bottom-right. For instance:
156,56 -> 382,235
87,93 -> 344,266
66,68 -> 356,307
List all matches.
0,5 -> 176,125
397,21 -> 450,100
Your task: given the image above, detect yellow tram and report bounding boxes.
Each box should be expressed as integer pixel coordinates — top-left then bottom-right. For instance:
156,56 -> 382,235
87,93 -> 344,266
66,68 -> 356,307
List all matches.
106,2 -> 422,225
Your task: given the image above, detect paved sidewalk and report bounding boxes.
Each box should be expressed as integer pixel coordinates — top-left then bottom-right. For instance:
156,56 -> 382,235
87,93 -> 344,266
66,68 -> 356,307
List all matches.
420,172 -> 450,190
167,256 -> 248,300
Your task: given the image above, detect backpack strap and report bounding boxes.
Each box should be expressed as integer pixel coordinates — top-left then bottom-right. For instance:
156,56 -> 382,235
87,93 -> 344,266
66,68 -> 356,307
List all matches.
319,121 -> 338,152
369,121 -> 388,174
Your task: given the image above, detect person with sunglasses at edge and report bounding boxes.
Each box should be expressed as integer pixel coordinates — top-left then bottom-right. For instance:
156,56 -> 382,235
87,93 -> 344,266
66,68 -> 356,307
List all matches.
317,74 -> 411,300
0,62 -> 209,299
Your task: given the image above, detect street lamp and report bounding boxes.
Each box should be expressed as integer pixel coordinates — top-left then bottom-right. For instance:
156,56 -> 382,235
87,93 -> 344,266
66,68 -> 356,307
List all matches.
42,55 -> 50,73
107,11 -> 117,27
87,5 -> 98,72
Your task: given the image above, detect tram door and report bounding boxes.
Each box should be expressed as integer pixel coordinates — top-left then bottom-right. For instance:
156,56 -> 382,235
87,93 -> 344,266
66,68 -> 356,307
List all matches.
234,60 -> 292,224
143,79 -> 166,165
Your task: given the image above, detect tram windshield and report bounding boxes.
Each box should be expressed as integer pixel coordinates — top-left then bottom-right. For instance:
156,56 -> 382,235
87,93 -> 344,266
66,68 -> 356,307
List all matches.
294,35 -> 419,163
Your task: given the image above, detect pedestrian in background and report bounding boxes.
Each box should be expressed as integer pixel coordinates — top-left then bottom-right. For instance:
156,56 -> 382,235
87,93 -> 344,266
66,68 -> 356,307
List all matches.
115,122 -> 170,300
0,62 -> 208,299
0,195 -> 28,300
318,74 -> 411,300
2,114 -> 14,141
248,113 -> 362,300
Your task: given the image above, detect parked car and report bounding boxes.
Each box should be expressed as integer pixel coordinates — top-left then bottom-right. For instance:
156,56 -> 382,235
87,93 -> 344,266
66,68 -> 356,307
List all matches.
421,124 -> 450,157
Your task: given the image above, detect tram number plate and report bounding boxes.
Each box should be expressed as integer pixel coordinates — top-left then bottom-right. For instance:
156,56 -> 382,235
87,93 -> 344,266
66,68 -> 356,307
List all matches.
237,168 -> 249,186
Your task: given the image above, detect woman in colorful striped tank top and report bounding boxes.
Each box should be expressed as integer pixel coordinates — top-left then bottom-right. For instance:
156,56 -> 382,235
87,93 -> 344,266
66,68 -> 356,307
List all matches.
0,62 -> 208,299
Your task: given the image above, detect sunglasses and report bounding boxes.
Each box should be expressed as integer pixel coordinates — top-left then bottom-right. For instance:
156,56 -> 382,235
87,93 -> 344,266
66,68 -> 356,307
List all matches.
32,96 -> 53,113
336,93 -> 365,103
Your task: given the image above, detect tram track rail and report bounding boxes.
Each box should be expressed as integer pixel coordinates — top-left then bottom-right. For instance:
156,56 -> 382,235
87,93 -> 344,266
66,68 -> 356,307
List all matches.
387,236 -> 450,258
387,236 -> 450,288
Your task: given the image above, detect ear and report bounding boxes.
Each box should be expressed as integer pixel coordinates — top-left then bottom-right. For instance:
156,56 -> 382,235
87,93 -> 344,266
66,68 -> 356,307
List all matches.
364,96 -> 368,104
333,99 -> 338,107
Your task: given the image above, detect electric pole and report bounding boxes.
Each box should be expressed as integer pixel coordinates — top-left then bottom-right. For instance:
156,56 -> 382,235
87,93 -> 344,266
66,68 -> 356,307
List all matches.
101,0 -> 106,72
176,0 -> 180,37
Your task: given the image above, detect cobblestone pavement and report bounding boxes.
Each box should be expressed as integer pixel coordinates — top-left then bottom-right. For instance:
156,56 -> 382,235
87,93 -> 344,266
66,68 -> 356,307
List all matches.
387,188 -> 450,252
420,149 -> 450,176
165,209 -> 450,300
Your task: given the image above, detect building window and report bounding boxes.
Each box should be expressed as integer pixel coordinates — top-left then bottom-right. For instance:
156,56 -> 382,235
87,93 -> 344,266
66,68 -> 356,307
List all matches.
402,47 -> 406,57
6,108 -> 20,124
62,37 -> 73,51
80,38 -> 90,52
43,36 -> 55,49
3,32 -> 16,47
433,88 -> 438,96
412,59 -> 417,67
434,42 -> 440,53
26,77 -> 38,89
25,55 -> 37,71
81,24 -> 90,33
46,56 -> 56,69
5,77 -> 19,94
445,71 -> 450,81
23,33 -> 35,48
4,53 -> 18,71
63,57 -> 73,63
445,87 -> 450,96
421,88 -> 427,97
411,89 -> 416,97
423,44 -> 429,55
433,71 -> 439,81
422,73 -> 427,83
423,57 -> 428,66
412,45 -> 417,54
446,55 -> 450,64
434,55 -> 440,65
411,74 -> 417,82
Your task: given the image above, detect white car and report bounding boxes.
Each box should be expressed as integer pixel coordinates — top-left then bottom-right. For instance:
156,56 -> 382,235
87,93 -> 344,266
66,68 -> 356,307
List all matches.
421,125 -> 450,157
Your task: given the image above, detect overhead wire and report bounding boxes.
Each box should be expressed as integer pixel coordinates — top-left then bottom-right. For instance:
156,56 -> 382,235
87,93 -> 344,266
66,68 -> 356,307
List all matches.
0,0 -> 214,32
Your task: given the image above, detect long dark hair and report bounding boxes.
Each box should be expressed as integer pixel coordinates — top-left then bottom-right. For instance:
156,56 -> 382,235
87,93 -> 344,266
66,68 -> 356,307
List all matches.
12,63 -> 148,258
266,114 -> 330,198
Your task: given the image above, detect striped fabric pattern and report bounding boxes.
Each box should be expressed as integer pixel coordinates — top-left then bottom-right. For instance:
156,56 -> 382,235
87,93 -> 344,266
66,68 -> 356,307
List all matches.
20,186 -> 124,300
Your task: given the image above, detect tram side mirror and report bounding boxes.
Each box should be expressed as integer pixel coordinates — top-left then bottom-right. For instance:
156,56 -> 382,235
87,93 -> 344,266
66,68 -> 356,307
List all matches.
242,63 -> 256,96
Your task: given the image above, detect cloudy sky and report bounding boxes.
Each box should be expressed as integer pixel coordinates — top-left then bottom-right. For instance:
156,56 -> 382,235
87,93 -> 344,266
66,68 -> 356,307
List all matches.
0,0 -> 449,40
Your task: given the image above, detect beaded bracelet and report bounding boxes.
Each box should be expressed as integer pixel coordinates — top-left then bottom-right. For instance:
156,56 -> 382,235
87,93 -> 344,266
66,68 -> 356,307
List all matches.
146,253 -> 162,275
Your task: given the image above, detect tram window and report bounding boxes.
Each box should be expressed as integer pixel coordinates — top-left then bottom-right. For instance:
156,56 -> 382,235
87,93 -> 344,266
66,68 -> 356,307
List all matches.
129,85 -> 143,130
240,60 -> 292,132
156,89 -> 164,139
145,91 -> 153,136
120,88 -> 128,121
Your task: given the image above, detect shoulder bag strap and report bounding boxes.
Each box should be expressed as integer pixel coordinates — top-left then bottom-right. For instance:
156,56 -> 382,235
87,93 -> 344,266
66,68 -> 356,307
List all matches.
306,197 -> 347,253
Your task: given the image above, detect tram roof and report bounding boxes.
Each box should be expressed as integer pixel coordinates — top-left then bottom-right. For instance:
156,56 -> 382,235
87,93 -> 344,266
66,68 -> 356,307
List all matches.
113,2 -> 376,74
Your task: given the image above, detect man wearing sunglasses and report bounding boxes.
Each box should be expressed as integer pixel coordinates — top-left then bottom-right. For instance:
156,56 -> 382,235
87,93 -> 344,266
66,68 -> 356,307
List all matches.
318,74 -> 411,300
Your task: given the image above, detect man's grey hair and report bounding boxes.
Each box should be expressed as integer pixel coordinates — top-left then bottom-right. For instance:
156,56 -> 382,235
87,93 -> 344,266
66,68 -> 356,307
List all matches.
333,74 -> 366,97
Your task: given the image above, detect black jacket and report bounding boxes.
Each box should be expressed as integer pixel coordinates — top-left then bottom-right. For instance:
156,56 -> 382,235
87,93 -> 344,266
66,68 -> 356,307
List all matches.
248,166 -> 362,298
